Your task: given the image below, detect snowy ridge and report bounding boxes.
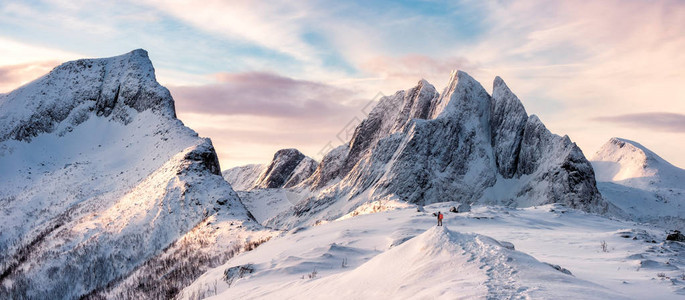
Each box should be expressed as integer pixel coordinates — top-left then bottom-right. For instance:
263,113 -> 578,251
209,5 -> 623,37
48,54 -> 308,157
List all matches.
181,203 -> 682,299
222,164 -> 266,191
0,50 -> 267,298
263,71 -> 606,229
591,137 -> 685,230
592,137 -> 685,187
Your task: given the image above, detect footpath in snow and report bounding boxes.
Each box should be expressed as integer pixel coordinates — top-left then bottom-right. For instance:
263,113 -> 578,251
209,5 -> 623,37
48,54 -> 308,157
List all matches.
181,202 -> 685,299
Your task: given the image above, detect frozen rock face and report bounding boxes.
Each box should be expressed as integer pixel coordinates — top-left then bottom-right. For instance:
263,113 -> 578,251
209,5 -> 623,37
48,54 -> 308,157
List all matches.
304,79 -> 439,190
254,149 -> 315,189
222,148 -> 319,190
356,71 -> 497,205
490,76 -> 528,178
302,144 -> 349,189
0,50 -> 262,299
284,156 -> 318,188
511,115 -> 604,211
266,71 -> 606,228
0,49 -> 175,143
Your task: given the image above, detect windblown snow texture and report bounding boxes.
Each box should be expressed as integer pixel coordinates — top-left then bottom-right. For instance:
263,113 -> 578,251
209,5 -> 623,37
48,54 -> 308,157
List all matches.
0,50 -> 260,299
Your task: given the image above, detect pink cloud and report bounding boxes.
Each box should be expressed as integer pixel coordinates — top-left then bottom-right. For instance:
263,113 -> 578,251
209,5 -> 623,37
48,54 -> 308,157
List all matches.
170,72 -> 367,119
594,113 -> 685,133
361,54 -> 479,83
0,61 -> 60,93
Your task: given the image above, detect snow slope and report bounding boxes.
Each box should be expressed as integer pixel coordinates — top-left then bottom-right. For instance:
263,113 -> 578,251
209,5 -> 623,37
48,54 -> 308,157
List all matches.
222,164 -> 266,191
592,137 -> 685,230
0,50 -> 268,299
182,203 -> 685,299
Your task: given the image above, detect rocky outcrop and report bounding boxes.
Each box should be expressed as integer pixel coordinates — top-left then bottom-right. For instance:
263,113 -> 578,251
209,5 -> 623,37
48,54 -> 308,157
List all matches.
222,149 -> 318,190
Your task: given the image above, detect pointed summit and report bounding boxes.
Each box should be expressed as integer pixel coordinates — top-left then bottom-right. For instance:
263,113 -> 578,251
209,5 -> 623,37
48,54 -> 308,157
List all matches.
430,70 -> 490,120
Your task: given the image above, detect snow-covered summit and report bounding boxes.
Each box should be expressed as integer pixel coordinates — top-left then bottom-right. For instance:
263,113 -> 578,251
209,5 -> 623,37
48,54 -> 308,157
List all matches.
0,49 -> 175,142
592,137 -> 684,185
591,137 -> 685,230
0,50 -> 266,298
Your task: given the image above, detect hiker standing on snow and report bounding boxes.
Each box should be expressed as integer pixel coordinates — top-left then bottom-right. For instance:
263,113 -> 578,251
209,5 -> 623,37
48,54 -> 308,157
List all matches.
437,211 -> 443,226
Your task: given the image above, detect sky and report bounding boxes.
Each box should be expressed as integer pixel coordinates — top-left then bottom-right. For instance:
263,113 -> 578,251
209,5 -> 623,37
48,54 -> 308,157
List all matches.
1,0 -> 684,169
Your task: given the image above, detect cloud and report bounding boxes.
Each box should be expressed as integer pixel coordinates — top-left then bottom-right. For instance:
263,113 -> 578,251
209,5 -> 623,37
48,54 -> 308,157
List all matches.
170,72 -> 366,119
593,113 -> 685,133
363,55 -> 477,81
170,72 -> 379,168
142,0 -> 318,63
0,61 -> 61,93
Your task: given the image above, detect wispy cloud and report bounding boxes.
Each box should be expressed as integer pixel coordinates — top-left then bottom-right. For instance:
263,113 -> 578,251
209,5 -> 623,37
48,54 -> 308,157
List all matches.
594,113 -> 685,133
170,72 -> 378,167
170,72 -> 364,119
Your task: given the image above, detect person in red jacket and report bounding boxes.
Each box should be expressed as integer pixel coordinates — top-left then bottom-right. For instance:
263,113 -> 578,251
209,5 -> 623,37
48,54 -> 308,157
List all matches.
437,211 -> 443,226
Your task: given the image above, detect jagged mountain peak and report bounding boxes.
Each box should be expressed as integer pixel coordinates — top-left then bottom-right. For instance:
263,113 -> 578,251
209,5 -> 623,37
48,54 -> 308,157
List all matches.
0,48 -> 175,143
490,77 -> 528,178
430,70 -> 489,119
264,70 -> 606,229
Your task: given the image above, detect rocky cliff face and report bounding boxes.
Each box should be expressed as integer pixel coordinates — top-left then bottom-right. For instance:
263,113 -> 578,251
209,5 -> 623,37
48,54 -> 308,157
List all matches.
267,70 -> 607,228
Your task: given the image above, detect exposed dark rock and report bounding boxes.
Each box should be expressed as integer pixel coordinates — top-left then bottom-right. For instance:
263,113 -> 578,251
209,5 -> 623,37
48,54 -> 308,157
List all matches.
255,149 -> 305,189
667,230 -> 685,242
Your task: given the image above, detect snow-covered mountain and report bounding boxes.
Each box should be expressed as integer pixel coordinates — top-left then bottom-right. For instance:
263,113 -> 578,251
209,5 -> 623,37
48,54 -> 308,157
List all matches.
0,50 -> 270,299
258,71 -> 607,228
592,137 -> 685,230
222,148 -> 317,190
